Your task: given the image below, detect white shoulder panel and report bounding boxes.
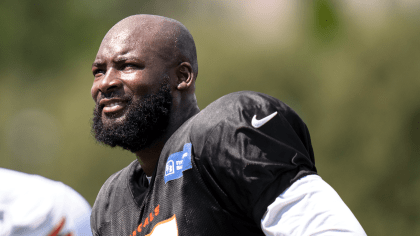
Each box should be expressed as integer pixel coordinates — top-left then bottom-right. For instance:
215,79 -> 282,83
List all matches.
261,175 -> 366,236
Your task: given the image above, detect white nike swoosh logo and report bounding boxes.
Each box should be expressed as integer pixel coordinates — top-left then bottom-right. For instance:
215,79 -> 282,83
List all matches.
251,111 -> 278,128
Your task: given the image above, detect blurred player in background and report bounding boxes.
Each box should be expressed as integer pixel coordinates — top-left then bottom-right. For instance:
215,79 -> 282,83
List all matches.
0,168 -> 92,236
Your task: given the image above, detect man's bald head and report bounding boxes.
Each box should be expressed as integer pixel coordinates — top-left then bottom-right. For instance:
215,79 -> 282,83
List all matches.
102,14 -> 198,78
91,15 -> 200,155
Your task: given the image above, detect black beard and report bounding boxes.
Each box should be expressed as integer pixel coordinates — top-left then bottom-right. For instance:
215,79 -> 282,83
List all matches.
91,81 -> 172,152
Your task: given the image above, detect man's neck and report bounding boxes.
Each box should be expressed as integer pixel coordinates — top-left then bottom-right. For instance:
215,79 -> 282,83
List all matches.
135,106 -> 200,177
135,141 -> 165,177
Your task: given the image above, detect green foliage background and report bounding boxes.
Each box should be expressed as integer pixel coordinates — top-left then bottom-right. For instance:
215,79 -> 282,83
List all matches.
1,1 -> 419,235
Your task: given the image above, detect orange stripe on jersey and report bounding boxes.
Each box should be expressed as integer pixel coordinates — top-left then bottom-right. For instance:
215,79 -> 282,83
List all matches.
47,217 -> 66,236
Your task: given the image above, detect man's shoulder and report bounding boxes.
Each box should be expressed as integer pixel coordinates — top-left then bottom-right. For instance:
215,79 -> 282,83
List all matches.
197,91 -> 289,119
92,160 -> 139,208
198,91 -> 308,142
172,91 -> 289,158
91,161 -> 140,229
188,91 -> 288,134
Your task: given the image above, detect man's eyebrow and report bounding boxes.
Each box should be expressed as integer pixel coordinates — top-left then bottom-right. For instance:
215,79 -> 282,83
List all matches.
114,56 -> 141,63
91,57 -> 143,68
92,61 -> 104,68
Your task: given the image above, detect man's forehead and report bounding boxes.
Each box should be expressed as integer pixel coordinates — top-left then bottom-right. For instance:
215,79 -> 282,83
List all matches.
98,30 -> 134,54
95,22 -> 175,61
104,28 -> 135,45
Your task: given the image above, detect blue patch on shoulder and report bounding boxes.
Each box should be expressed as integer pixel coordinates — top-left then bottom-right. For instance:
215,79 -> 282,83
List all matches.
164,143 -> 192,183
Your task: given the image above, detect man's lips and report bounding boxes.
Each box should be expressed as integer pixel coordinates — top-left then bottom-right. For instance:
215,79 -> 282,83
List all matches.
103,102 -> 125,113
99,98 -> 127,114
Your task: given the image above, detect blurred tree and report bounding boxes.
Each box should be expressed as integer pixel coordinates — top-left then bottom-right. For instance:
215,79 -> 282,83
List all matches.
312,0 -> 340,43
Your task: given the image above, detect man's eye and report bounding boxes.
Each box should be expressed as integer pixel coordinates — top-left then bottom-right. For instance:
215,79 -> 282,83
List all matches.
93,69 -> 105,76
123,63 -> 144,70
124,64 -> 136,69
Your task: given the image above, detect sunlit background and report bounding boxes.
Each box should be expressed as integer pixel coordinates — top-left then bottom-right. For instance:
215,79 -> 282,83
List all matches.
1,0 -> 419,235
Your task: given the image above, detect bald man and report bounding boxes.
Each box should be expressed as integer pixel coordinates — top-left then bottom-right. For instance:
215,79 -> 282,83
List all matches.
90,15 -> 366,236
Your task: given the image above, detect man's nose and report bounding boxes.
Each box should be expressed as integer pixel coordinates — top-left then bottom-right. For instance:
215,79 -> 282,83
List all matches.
98,68 -> 122,95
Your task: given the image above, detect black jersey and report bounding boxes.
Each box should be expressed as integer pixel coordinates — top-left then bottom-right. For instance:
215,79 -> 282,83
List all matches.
91,91 -> 317,236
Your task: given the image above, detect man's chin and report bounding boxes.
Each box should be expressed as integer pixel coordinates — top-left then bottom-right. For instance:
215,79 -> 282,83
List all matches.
101,114 -> 127,127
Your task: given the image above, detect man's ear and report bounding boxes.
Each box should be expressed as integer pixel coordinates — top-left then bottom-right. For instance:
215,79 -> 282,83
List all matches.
176,62 -> 194,90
